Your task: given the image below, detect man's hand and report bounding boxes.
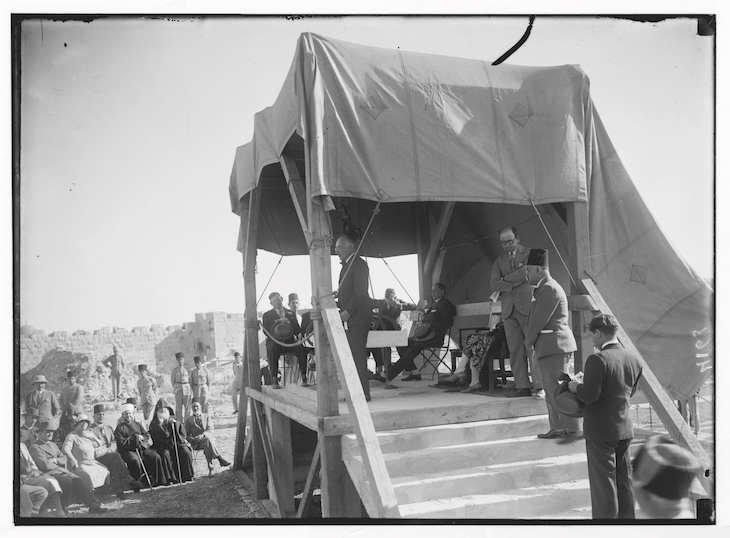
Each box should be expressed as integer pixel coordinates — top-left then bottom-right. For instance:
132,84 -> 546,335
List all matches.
568,381 -> 579,393
340,310 -> 351,322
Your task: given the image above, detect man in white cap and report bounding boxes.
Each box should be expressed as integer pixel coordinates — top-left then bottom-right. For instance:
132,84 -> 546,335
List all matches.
24,375 -> 59,423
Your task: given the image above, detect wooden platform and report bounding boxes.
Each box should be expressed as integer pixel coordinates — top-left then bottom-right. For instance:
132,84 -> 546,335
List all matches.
246,380 -> 548,436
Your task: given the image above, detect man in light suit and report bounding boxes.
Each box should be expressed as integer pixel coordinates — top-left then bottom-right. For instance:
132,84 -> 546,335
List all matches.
335,232 -> 373,401
568,314 -> 643,519
525,248 -> 581,439
489,226 -> 541,397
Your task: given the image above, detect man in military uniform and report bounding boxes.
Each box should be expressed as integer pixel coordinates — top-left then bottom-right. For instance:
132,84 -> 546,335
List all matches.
170,352 -> 192,419
136,364 -> 157,423
102,346 -> 124,400
231,351 -> 243,414
190,356 -> 211,414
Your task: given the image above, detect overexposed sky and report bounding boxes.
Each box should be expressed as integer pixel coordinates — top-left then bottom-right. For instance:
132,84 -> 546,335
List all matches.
19,16 -> 713,332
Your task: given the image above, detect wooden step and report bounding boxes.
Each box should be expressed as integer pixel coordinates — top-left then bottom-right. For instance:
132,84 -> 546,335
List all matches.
349,414 -> 550,454
398,479 -> 591,519
392,452 -> 587,505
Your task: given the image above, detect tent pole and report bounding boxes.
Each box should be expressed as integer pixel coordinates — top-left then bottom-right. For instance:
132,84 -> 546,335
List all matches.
417,204 -> 432,298
567,201 -> 590,372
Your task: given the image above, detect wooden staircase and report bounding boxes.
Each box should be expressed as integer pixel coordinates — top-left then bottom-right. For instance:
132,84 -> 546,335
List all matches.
342,413 -> 595,519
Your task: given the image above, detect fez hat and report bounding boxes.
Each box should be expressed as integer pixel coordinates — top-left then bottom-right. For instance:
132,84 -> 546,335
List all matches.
633,435 -> 701,500
554,379 -> 585,418
288,293 -> 299,302
125,397 -> 138,406
175,352 -> 184,359
38,419 -> 58,432
93,403 -> 106,414
23,407 -> 40,418
191,397 -> 200,404
193,356 -> 202,364
526,248 -> 548,267
31,374 -> 48,384
66,369 -> 76,379
75,414 -> 91,427
233,351 -> 241,357
138,364 -> 147,371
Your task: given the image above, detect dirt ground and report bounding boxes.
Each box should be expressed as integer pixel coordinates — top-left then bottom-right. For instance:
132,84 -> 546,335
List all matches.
64,384 -> 271,519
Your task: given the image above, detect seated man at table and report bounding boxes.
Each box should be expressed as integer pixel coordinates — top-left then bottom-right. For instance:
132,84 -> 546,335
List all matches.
386,282 -> 456,383
184,399 -> 230,476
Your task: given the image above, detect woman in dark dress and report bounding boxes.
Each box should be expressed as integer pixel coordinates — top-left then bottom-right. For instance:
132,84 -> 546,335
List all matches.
148,399 -> 194,483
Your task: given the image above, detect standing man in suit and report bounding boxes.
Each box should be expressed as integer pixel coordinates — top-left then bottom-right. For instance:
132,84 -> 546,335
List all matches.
335,233 -> 373,401
170,352 -> 192,419
568,314 -> 643,519
262,291 -> 303,388
490,226 -> 541,398
288,293 -> 309,385
524,248 -> 581,439
24,375 -> 60,423
102,346 -> 124,400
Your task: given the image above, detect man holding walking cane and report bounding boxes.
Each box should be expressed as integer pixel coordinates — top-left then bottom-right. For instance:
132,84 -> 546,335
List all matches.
149,399 -> 194,484
114,403 -> 166,488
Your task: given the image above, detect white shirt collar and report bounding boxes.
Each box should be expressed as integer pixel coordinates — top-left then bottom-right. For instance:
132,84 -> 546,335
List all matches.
601,338 -> 620,350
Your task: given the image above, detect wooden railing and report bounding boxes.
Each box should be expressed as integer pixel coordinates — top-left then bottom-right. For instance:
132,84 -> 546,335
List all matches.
319,295 -> 401,517
582,278 -> 712,495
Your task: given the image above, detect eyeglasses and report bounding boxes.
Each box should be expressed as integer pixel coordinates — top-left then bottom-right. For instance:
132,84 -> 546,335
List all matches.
500,238 -> 516,245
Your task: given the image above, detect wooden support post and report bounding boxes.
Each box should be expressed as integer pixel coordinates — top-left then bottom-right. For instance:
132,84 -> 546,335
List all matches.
423,202 -> 456,285
308,195 -> 354,517
582,278 -> 712,495
270,409 -> 295,516
416,204 -> 431,300
252,401 -> 285,517
567,201 -> 590,372
296,442 -> 321,518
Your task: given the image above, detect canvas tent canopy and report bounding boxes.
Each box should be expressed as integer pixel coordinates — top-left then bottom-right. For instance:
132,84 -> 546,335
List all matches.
229,32 -> 712,401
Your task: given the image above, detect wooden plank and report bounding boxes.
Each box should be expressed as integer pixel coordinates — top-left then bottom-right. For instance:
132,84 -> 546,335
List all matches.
308,194 -> 351,518
582,278 -> 712,494
271,409 -> 295,516
252,401 -> 284,517
423,201 -> 456,280
280,155 -> 312,245
296,442 -> 321,518
455,301 -> 493,317
246,387 -> 319,431
567,202 -> 591,372
320,297 -> 401,517
242,434 -> 252,469
341,435 -> 381,517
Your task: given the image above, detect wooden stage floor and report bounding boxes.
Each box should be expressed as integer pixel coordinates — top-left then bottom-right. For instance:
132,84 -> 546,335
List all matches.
246,379 -> 548,435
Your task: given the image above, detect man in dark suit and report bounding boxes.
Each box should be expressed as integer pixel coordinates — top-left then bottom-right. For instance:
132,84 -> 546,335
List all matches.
335,233 -> 373,400
524,249 -> 581,438
568,314 -> 643,519
490,226 -> 541,397
288,293 -> 309,384
262,291 -> 303,389
369,288 -> 418,382
387,282 -> 457,383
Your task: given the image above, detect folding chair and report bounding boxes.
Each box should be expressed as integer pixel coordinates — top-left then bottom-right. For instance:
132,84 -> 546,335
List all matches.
416,327 -> 455,380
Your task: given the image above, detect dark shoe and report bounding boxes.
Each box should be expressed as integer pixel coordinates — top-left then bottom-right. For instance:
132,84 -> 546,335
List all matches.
537,430 -> 567,439
371,373 -> 386,383
504,388 -> 532,398
218,457 -> 231,467
232,410 -> 238,414
402,373 -> 422,381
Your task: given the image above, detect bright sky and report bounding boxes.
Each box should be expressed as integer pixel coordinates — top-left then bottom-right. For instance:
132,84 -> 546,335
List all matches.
20,16 -> 713,332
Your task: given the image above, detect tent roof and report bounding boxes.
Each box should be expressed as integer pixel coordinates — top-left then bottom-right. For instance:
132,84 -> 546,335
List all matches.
229,33 -> 589,212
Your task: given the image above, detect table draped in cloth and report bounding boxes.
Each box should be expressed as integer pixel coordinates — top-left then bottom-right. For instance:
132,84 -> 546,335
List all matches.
63,433 -> 110,488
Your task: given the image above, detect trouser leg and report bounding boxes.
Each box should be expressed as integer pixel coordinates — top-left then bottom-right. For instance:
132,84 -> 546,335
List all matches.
539,353 -> 579,432
504,313 -> 530,389
586,438 -> 619,519
616,438 -> 636,519
266,341 -> 282,385
347,322 -> 370,398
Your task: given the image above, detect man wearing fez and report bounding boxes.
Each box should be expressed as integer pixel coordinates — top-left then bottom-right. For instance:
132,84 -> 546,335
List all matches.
185,399 -> 230,476
335,233 -> 373,400
59,370 -> 85,440
29,420 -> 107,513
102,345 -> 124,400
136,364 -> 158,423
88,403 -> 142,497
490,226 -> 541,398
171,352 -> 192,418
190,356 -> 211,414
567,314 -> 643,519
114,402 -> 166,487
231,351 -> 243,414
524,248 -> 581,439
25,374 -> 60,422
262,291 -> 303,388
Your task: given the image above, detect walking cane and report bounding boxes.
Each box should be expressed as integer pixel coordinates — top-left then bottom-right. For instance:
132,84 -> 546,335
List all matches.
170,419 -> 183,484
134,447 -> 154,490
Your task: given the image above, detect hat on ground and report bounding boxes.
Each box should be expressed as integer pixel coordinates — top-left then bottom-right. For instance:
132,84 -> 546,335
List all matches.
37,419 -> 58,432
174,352 -> 184,359
633,434 -> 701,501
22,407 -> 40,418
75,414 -> 91,426
93,403 -> 106,414
31,374 -> 48,384
120,403 -> 135,414
125,397 -> 138,406
526,248 -> 548,267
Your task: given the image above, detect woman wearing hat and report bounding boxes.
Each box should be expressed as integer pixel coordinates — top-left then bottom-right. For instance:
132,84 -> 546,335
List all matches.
149,398 -> 194,483
62,414 -> 111,495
